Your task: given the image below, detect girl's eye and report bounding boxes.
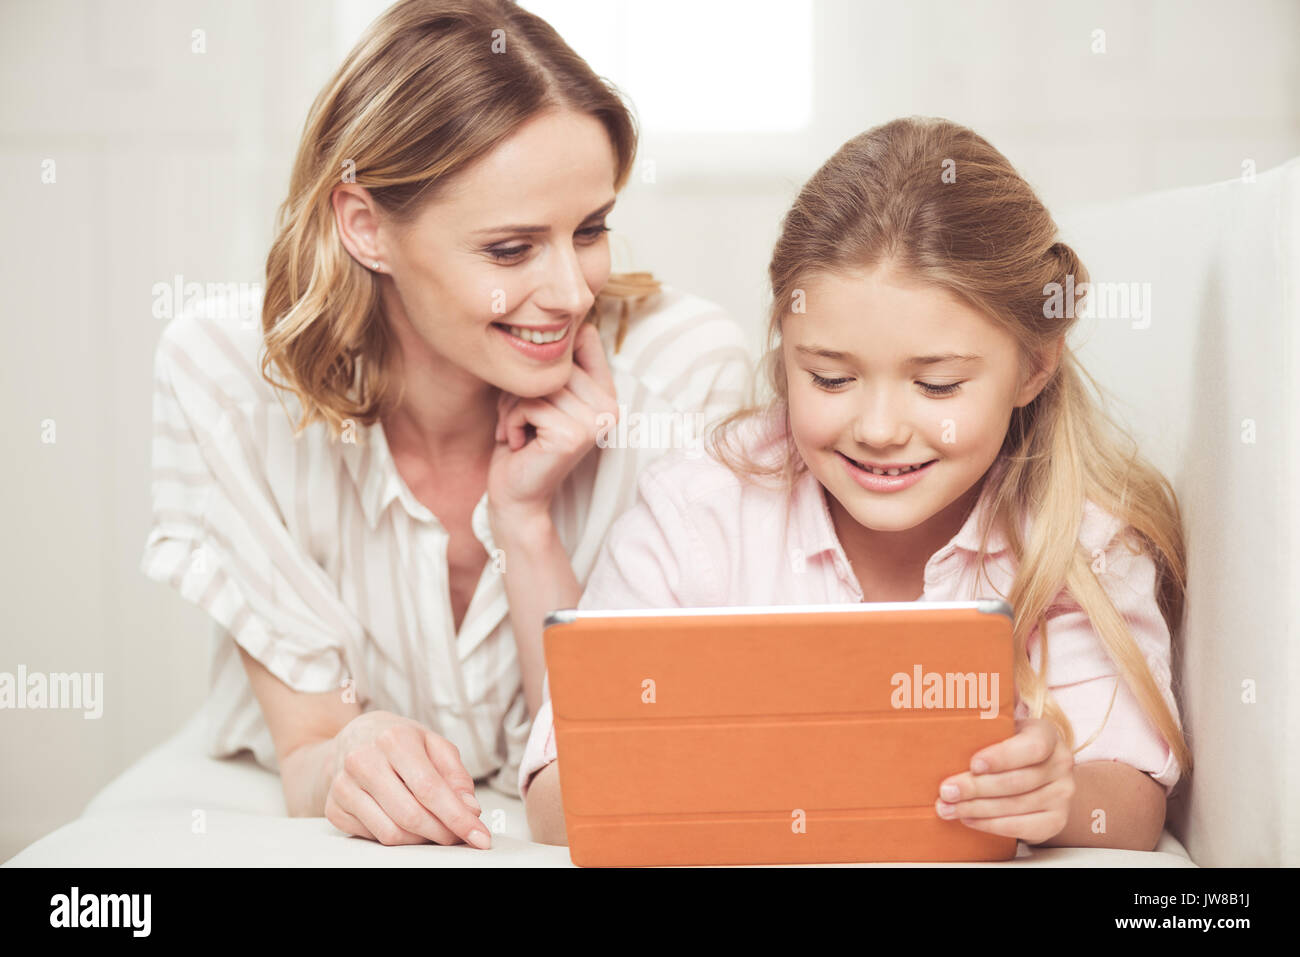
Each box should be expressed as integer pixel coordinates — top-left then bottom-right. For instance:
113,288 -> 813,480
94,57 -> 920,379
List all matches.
486,224 -> 610,264
808,373 -> 963,396
810,372 -> 852,390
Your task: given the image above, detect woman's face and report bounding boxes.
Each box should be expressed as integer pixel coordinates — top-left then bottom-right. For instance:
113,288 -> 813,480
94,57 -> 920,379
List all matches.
783,265 -> 1057,547
335,109 -> 618,400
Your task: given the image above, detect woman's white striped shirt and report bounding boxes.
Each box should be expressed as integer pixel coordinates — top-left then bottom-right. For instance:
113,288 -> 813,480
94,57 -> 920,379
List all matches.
139,286 -> 752,796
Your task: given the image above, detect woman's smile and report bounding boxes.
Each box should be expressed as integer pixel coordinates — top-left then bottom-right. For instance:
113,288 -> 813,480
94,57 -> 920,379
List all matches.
491,318 -> 574,360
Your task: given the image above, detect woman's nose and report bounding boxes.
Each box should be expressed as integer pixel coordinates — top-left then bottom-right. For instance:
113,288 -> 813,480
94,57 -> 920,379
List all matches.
538,244 -> 595,319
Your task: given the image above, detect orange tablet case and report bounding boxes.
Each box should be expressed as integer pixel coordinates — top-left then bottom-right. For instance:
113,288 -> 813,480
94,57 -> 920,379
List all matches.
542,600 -> 1017,867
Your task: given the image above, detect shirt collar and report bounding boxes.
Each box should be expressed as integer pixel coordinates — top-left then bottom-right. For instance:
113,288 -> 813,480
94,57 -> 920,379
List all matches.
339,417 -> 499,559
341,418 -> 415,531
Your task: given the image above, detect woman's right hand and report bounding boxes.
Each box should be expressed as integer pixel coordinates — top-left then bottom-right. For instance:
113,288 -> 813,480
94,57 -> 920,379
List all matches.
323,710 -> 493,848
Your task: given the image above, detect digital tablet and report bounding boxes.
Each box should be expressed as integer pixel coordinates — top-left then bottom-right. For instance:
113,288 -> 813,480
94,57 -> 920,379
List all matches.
541,599 -> 1017,867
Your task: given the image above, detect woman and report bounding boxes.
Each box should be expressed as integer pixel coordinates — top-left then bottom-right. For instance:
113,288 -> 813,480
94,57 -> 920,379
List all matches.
140,0 -> 750,851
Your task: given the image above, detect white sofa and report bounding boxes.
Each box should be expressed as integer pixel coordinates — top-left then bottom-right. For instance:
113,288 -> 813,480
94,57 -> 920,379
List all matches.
7,158 -> 1295,868
1057,156 -> 1299,868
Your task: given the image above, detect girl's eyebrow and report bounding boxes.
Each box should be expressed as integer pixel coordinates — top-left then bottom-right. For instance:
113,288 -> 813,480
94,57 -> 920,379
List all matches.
910,352 -> 983,366
472,198 -> 616,236
794,345 -> 983,366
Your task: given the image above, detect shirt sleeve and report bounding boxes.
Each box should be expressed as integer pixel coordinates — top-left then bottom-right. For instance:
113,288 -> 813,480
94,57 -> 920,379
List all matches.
139,316 -> 358,703
517,461 -> 706,799
1016,511 -> 1184,797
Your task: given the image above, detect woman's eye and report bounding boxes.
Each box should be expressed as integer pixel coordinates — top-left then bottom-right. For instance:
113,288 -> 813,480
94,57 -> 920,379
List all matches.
810,372 -> 852,390
919,381 -> 962,396
487,245 -> 529,263
486,224 -> 609,264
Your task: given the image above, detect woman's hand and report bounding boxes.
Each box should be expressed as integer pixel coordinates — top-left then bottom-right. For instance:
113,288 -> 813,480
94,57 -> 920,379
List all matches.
934,716 -> 1075,845
488,321 -> 619,531
323,709 -> 493,849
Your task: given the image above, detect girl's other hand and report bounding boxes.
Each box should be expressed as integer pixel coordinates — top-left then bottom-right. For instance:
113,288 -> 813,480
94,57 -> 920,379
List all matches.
933,716 -> 1075,845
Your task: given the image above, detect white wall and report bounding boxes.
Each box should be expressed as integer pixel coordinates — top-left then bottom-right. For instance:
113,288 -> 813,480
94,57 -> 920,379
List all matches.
1,0 -> 1296,862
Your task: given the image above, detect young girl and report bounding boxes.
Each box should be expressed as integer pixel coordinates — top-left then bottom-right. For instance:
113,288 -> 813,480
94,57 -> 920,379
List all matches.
519,116 -> 1191,852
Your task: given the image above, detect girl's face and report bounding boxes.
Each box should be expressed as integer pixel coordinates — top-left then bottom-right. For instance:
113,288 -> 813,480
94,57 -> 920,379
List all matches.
783,265 -> 1057,546
335,109 -> 617,400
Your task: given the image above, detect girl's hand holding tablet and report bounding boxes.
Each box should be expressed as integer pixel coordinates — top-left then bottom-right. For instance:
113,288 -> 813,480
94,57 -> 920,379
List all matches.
935,717 -> 1076,845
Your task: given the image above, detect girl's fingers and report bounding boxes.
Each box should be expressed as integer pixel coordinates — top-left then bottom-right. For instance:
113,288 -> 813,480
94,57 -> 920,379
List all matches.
968,717 -> 1058,774
942,762 -> 1057,802
958,809 -> 1065,842
938,773 -> 1073,821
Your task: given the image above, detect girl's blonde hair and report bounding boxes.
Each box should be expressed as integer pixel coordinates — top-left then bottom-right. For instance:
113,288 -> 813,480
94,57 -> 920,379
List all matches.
709,116 -> 1191,780
261,0 -> 660,440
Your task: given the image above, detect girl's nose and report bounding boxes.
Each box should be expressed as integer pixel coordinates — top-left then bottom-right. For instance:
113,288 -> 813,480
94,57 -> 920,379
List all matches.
852,389 -> 911,448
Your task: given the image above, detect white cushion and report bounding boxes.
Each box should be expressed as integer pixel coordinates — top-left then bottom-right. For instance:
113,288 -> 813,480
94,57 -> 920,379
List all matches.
4,704 -> 1192,867
1057,157 -> 1300,867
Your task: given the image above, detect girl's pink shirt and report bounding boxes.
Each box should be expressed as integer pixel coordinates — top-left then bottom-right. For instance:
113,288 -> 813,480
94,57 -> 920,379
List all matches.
519,410 -> 1183,800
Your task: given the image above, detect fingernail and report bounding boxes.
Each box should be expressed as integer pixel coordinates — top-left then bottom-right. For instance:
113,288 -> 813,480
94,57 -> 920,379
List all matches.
940,784 -> 960,801
459,791 -> 481,813
468,828 -> 492,850
936,800 -> 955,819
971,758 -> 989,773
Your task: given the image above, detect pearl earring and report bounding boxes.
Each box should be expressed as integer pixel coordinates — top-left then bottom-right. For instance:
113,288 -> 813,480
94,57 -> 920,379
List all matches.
370,260 -> 381,271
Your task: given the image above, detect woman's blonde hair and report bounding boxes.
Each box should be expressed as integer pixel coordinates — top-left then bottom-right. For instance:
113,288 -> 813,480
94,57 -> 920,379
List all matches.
709,116 -> 1191,780
261,0 -> 660,439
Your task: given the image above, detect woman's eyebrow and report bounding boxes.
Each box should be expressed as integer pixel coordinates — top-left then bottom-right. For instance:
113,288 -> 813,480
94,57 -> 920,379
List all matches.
472,198 -> 616,236
794,345 -> 982,365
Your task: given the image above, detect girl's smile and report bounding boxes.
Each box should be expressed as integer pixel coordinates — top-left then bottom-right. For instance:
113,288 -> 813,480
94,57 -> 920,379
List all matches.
838,451 -> 939,492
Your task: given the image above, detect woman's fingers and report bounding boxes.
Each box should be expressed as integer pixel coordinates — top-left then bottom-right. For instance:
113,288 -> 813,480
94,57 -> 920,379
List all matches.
375,733 -> 476,844
330,772 -> 427,846
424,731 -> 481,807
326,725 -> 491,849
343,746 -> 460,845
323,789 -> 377,842
500,386 -> 615,452
493,326 -> 618,453
496,390 -> 520,444
571,320 -> 617,396
560,357 -> 619,415
502,397 -> 585,453
540,386 -> 596,424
